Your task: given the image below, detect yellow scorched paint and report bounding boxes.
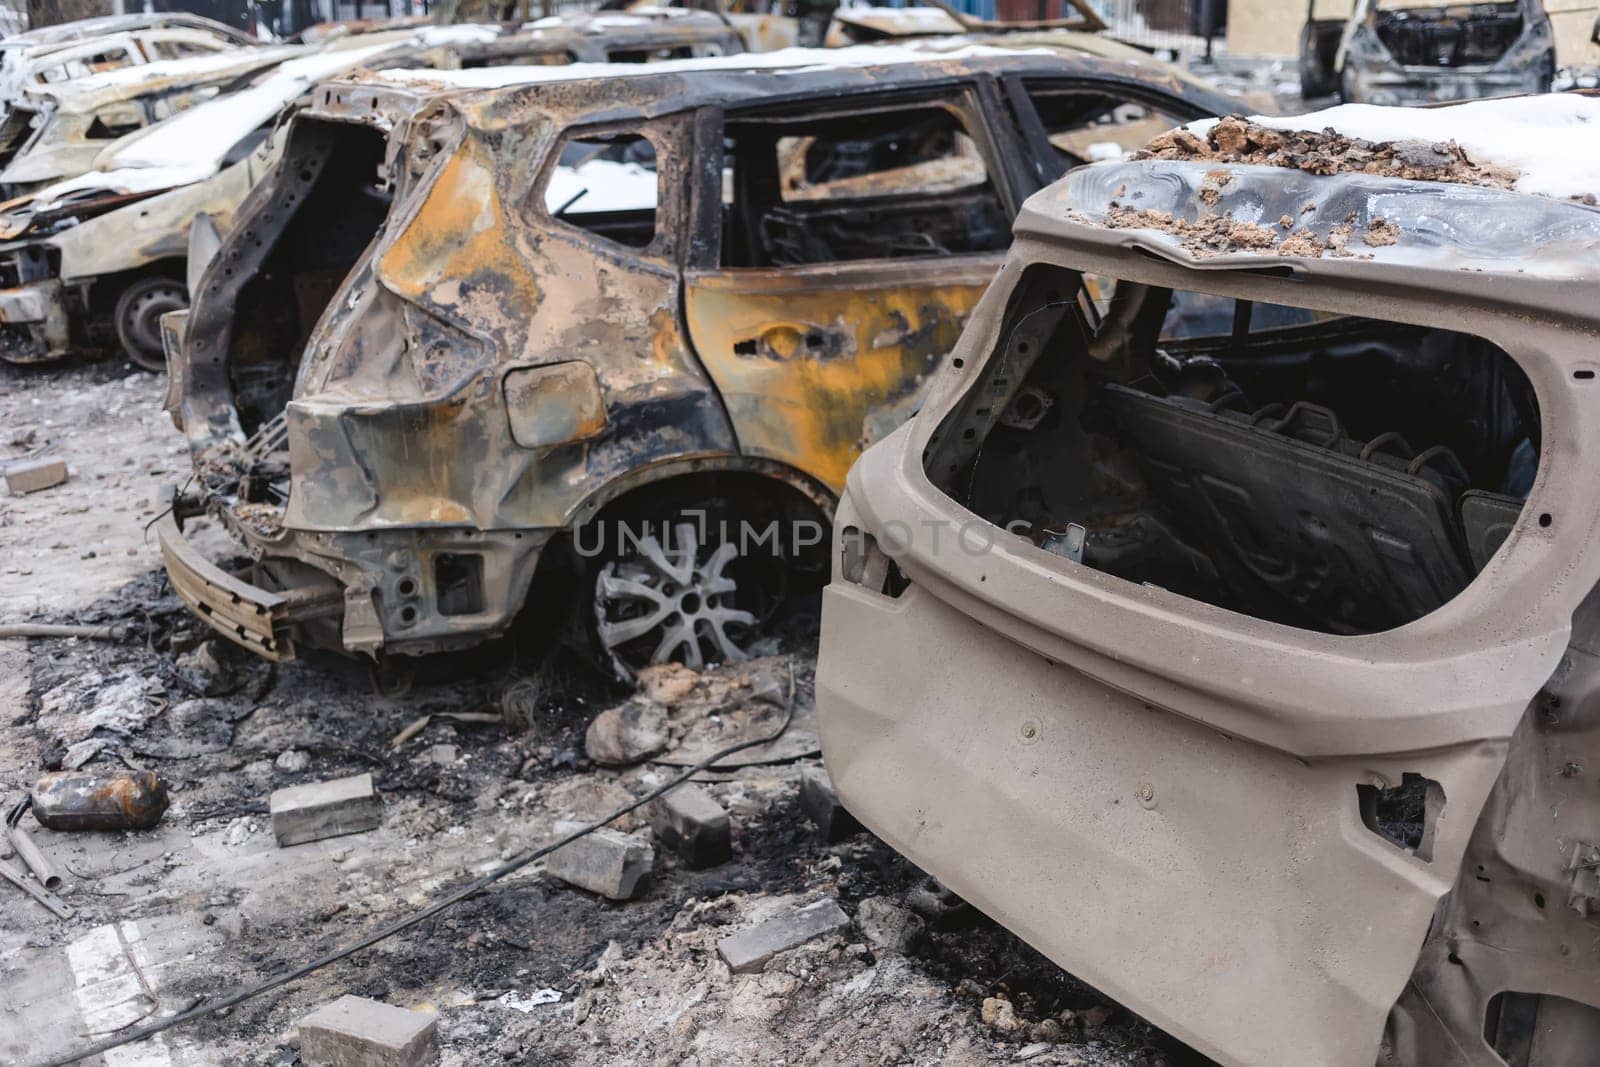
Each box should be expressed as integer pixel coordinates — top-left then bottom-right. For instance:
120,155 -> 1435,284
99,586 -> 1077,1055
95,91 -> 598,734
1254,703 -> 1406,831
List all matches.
687,280 -> 989,491
376,138 -> 539,320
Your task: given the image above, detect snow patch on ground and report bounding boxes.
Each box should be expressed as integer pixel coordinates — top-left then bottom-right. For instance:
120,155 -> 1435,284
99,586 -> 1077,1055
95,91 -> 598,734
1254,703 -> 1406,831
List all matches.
1197,94 -> 1600,200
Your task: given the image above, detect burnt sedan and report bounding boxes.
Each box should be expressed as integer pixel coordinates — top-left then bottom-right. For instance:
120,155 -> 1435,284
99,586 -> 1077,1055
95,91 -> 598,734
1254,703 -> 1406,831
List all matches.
156,46 -> 1235,679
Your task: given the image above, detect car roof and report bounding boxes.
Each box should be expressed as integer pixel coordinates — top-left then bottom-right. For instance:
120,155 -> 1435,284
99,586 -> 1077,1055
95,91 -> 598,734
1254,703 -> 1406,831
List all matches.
3,13 -> 253,49
25,46 -> 302,111
346,42 -> 1225,114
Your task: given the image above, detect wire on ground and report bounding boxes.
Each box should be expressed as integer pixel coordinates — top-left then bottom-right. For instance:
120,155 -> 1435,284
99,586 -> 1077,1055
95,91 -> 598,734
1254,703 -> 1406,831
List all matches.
41,672 -> 797,1067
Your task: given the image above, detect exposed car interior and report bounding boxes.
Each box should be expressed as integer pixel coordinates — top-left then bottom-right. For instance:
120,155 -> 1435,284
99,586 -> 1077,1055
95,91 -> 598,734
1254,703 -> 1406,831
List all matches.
927,264 -> 1540,635
228,120 -> 391,435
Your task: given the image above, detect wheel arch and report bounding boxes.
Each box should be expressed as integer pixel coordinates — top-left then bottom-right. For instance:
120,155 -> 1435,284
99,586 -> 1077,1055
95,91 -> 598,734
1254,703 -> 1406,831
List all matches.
561,454 -> 837,533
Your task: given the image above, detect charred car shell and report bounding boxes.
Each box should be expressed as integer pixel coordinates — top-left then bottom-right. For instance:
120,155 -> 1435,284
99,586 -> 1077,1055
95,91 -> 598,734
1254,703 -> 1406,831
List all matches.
158,47 -> 1235,674
1334,0 -> 1554,105
816,97 -> 1600,1066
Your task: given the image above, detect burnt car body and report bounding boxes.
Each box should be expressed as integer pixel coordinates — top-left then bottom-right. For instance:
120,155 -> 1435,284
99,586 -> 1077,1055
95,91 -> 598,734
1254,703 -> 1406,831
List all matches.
816,96 -> 1600,1066
154,47 -> 1235,676
1304,0 -> 1555,105
0,46 -> 300,195
0,14 -> 260,105
0,14 -> 745,370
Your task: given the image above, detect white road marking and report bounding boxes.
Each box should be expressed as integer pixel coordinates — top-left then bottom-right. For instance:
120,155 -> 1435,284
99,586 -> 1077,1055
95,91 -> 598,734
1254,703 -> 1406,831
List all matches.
64,921 -> 173,1067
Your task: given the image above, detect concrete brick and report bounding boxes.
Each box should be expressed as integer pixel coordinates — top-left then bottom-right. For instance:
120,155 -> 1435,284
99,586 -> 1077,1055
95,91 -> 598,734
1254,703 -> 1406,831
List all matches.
270,773 -> 381,847
4,458 -> 67,494
298,994 -> 438,1067
799,765 -> 861,843
717,899 -> 850,974
648,784 -> 731,868
545,821 -> 652,900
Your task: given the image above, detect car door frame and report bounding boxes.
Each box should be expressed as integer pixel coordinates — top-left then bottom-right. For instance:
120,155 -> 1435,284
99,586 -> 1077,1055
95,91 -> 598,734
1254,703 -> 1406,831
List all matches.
679,75 -> 1036,493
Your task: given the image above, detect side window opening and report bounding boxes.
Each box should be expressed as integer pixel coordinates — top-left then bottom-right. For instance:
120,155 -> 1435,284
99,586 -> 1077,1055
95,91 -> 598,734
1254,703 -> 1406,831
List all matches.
86,105 -> 145,140
607,46 -> 695,62
926,264 -> 1541,637
720,100 -> 1009,269
1020,87 -> 1192,181
543,130 -> 660,250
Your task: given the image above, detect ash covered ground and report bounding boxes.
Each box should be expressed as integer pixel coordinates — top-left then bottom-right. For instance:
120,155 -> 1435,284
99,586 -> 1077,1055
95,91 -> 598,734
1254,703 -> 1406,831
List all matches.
0,360 -> 1208,1065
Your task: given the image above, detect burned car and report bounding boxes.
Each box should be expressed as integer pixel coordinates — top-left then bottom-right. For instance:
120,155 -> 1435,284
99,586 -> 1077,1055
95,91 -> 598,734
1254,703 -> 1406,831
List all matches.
816,95 -> 1600,1066
0,45 -> 300,195
1301,0 -> 1555,104
0,13 -> 260,108
155,47 -> 1235,678
0,17 -> 733,370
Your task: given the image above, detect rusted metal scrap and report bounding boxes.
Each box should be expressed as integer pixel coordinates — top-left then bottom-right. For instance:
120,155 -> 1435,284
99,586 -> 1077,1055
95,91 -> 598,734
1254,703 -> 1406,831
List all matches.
7,798 -> 63,890
32,770 -> 170,832
0,858 -> 74,919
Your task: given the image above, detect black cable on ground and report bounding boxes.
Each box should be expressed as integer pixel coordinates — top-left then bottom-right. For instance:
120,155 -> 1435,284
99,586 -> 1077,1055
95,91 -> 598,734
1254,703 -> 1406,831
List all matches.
41,681 -> 797,1067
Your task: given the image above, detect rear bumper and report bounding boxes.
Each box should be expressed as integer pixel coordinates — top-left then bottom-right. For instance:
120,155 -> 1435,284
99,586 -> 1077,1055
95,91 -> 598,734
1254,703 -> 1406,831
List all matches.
1344,66 -> 1548,106
156,510 -> 340,662
813,428 -> 1538,1067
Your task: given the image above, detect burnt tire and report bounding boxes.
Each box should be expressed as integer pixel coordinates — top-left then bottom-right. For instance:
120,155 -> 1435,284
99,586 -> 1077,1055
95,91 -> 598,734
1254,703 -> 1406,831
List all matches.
114,275 -> 187,372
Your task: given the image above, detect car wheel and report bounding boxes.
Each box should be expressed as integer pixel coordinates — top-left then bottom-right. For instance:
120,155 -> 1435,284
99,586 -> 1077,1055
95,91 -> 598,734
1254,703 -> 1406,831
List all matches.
590,519 -> 759,681
114,275 -> 187,372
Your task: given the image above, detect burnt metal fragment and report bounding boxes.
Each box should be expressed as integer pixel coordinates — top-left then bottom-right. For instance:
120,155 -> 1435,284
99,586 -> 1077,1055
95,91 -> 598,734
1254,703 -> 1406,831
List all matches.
32,770 -> 170,832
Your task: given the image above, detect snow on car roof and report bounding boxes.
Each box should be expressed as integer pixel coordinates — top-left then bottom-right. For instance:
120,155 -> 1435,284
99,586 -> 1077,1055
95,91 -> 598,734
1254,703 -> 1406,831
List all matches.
38,45 -> 301,99
17,26 -> 503,211
1194,94 -> 1600,201
359,41 -> 1047,92
831,6 -> 966,33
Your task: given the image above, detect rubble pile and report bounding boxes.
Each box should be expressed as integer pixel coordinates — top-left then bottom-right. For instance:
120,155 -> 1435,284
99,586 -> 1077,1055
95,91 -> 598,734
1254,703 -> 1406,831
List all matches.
1138,115 -> 1521,190
0,365 -> 1168,1063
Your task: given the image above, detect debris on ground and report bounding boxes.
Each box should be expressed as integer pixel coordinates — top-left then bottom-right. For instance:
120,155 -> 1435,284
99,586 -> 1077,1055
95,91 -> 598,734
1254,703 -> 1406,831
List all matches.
297,994 -> 439,1067
1,362 -> 1175,1065
31,768 -> 169,830
799,764 -> 861,843
544,822 -> 654,901
856,895 -> 923,955
716,897 -> 852,973
4,456 -> 68,495
648,782 -> 732,869
269,773 -> 383,847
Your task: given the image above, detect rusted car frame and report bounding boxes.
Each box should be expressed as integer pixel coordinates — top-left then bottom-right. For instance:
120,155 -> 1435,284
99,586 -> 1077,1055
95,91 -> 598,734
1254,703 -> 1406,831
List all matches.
816,104 -> 1600,1065
158,48 -> 1234,677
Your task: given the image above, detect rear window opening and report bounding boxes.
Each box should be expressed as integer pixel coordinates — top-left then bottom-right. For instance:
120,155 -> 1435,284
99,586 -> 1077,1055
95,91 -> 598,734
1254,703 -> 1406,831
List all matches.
926,264 -> 1540,636
1484,991 -> 1600,1067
